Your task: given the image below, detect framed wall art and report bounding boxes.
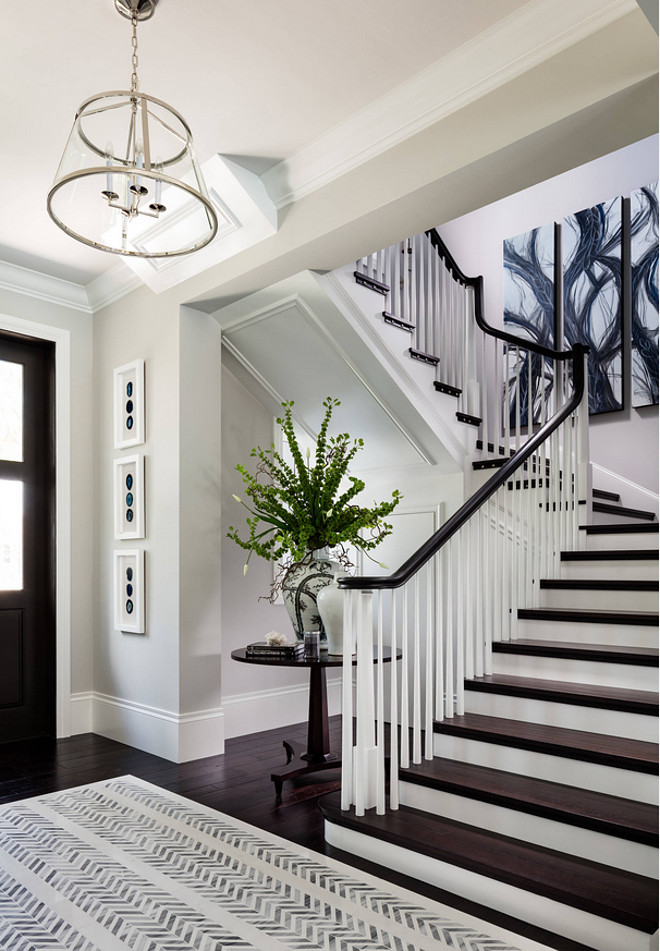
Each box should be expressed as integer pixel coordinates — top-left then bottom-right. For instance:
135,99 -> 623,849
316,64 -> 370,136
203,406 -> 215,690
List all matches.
114,359 -> 145,449
563,197 -> 623,415
113,453 -> 145,539
630,182 -> 659,408
113,549 -> 145,634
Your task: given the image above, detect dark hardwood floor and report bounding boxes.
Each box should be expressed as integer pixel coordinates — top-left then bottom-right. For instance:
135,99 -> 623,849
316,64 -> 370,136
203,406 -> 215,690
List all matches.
0,719 -> 598,951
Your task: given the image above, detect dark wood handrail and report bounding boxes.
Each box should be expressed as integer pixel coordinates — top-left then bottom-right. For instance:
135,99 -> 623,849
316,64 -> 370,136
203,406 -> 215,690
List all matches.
339,342 -> 588,591
426,227 -> 571,361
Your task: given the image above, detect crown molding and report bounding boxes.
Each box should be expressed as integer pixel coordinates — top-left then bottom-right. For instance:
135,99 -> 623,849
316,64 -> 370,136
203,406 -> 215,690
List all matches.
0,259 -> 92,314
262,0 -> 639,208
85,264 -> 143,313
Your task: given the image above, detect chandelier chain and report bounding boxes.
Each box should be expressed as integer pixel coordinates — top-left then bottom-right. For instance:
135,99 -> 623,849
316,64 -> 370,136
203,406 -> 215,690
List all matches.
130,12 -> 139,93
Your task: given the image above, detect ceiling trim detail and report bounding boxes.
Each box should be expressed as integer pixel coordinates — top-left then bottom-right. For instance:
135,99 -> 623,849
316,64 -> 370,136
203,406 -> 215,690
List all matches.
262,0 -> 639,208
0,260 -> 92,315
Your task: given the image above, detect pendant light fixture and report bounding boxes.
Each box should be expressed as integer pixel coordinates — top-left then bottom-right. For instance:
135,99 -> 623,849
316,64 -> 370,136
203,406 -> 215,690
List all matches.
47,0 -> 218,258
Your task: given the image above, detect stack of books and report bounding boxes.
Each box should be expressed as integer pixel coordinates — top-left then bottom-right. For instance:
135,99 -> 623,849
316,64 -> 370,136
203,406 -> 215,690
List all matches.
245,640 -> 305,660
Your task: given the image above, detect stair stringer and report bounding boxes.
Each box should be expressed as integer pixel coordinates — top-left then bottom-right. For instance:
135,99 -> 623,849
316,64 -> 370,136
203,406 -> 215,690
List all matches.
315,265 -> 478,473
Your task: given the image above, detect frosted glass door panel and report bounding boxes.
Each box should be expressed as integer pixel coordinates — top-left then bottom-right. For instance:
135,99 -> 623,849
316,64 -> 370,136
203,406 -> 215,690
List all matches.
0,360 -> 23,462
0,479 -> 23,590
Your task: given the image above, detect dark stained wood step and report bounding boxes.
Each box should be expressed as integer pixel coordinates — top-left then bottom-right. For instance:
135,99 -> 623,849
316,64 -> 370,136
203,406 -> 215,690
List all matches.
433,380 -> 461,397
464,674 -> 658,716
561,549 -> 659,562
382,311 -> 415,332
408,346 -> 439,366
456,411 -> 482,426
540,578 -> 658,592
353,270 -> 389,294
493,639 -> 659,667
319,792 -> 659,935
518,606 -> 659,626
399,756 -> 659,845
593,500 -> 657,521
593,488 -> 621,503
581,522 -> 659,535
434,713 -> 659,774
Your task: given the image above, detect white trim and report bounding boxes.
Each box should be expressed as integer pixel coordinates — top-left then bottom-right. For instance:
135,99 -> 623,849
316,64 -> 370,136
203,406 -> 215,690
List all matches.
91,691 -> 226,763
86,265 -> 142,313
0,313 -> 72,738
222,677 -> 342,741
70,691 -> 94,735
262,0 -> 638,207
0,260 -> 92,314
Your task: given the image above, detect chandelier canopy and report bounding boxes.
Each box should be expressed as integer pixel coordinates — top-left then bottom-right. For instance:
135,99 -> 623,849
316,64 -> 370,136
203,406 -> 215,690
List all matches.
47,0 -> 218,258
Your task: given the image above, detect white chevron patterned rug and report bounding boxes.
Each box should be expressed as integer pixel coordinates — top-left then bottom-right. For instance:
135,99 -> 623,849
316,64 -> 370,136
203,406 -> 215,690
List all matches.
0,776 -> 555,951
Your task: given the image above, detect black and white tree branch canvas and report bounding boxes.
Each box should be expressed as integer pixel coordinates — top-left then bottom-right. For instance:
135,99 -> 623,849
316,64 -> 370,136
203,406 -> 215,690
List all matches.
563,198 -> 623,415
630,182 -> 659,408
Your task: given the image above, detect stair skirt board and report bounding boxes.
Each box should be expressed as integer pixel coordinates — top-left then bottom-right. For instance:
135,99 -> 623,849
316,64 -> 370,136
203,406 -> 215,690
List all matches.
462,690 -> 656,742
516,616 -> 659,648
397,781 -> 658,878
432,733 -> 659,804
323,820 -> 656,951
538,586 -> 658,612
490,653 -> 659,691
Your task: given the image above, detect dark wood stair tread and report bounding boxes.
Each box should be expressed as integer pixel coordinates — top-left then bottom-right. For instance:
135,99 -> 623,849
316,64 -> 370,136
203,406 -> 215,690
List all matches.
319,792 -> 658,934
382,311 -> 415,332
493,638 -> 659,666
561,549 -> 659,562
434,713 -> 659,773
400,756 -> 658,845
540,577 -> 658,591
581,522 -> 659,534
518,606 -> 658,625
593,500 -> 657,521
433,380 -> 461,397
464,674 -> 658,715
353,270 -> 389,294
593,488 -> 621,503
408,347 -> 439,366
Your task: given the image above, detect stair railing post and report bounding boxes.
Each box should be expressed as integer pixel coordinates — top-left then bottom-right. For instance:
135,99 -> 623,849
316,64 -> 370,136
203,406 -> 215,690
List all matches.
354,589 -> 378,815
576,348 -> 592,534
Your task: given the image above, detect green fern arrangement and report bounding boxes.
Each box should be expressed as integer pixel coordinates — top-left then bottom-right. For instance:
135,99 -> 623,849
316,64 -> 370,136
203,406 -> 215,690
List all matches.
228,398 -> 401,591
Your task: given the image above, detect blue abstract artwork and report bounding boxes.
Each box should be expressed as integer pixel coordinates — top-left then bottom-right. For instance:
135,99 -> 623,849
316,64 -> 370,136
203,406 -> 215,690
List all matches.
503,222 -> 555,425
563,198 -> 623,415
630,183 -> 659,408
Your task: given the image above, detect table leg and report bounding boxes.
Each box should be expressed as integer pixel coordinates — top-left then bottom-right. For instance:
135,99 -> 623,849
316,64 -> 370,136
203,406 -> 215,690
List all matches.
302,664 -> 330,761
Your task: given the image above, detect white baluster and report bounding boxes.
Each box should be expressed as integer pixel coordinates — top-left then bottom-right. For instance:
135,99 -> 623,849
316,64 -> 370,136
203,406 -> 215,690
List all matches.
455,530 -> 465,714
445,536 -> 454,718
390,588 -> 400,810
400,583 -> 410,769
425,559 -> 434,759
341,588 -> 355,810
435,550 -> 444,723
412,573 -> 422,764
376,590 -> 385,814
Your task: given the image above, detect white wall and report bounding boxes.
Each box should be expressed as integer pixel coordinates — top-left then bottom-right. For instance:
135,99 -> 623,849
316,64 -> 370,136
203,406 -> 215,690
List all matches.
437,135 -> 659,494
0,284 -> 94,737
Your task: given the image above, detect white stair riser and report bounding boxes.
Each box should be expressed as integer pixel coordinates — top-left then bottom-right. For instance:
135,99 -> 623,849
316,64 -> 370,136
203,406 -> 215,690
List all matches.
560,559 -> 659,582
398,780 -> 658,879
517,616 -> 659,648
584,532 -> 659,551
539,587 -> 658,612
463,691 -> 656,742
324,819 -> 654,951
433,732 -> 658,804
492,653 -> 659,691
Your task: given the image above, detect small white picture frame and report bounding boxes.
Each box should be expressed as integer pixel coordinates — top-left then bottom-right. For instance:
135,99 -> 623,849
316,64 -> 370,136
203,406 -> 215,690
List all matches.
114,549 -> 145,634
114,359 -> 145,449
113,454 -> 145,539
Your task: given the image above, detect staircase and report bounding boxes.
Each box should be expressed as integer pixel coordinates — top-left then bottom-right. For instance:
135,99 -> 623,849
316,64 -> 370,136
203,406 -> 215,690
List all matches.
320,232 -> 659,951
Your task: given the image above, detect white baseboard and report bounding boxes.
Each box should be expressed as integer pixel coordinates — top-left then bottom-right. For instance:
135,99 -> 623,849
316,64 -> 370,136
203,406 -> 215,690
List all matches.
222,676 -> 342,740
70,692 -> 226,764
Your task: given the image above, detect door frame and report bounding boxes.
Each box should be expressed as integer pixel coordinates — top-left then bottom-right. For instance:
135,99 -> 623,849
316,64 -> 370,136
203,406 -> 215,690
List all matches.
0,313 -> 71,737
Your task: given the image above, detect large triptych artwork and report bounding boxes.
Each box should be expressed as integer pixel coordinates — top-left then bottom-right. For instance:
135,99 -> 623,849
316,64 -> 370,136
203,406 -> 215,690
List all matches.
562,198 -> 623,415
503,223 -> 555,425
630,182 -> 659,408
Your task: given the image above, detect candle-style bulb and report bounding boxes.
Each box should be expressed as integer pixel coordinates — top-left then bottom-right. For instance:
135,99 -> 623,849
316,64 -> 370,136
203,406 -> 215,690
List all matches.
101,141 -> 118,201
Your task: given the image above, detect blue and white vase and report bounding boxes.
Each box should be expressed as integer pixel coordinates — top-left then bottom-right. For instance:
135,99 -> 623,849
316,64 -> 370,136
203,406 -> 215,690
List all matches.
282,548 -> 342,646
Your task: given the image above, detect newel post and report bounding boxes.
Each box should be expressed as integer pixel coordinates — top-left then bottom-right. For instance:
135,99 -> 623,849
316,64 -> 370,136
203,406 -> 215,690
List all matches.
576,348 -> 592,529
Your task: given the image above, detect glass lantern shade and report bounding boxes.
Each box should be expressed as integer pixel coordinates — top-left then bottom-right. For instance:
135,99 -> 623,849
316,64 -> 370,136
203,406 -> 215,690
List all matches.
47,90 -> 218,257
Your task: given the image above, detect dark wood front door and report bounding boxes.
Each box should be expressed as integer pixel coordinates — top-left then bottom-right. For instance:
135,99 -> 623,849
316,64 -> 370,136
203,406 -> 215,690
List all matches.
0,332 -> 55,741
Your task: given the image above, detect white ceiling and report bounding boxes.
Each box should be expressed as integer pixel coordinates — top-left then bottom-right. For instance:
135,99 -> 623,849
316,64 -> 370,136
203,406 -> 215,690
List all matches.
0,0 -> 534,286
